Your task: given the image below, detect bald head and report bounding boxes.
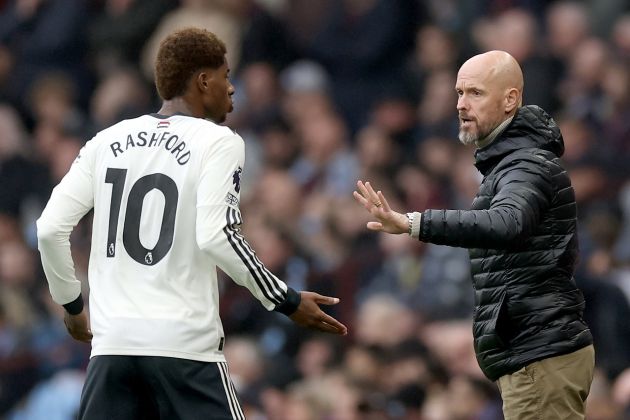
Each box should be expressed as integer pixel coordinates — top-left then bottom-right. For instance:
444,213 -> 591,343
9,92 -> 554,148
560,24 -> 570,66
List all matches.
455,51 -> 524,146
461,50 -> 524,97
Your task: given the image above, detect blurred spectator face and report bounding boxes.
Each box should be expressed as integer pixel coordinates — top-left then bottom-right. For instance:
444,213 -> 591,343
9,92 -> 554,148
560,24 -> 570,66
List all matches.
0,46 -> 13,86
280,60 -> 332,125
33,120 -> 63,160
28,73 -> 77,128
451,148 -> 481,203
254,169 -> 303,224
556,117 -> 592,163
328,196 -> 371,242
90,67 -> 150,128
601,62 -> 630,107
421,321 -> 482,377
343,345 -> 382,386
494,9 -> 537,62
223,336 -> 264,392
447,376 -> 497,420
415,25 -> 457,72
354,294 -> 417,347
587,369 -> 624,420
395,165 -> 434,211
299,113 -> 347,165
612,14 -> 630,58
0,215 -> 22,244
569,165 -> 607,204
0,241 -> 35,288
260,125 -> 299,169
356,126 -> 396,172
242,216 -> 292,272
546,1 -> 590,58
49,138 -> 82,182
241,62 -> 279,110
282,91 -> 333,127
568,38 -> 609,90
296,337 -> 337,379
370,98 -> 416,136
613,368 -> 630,414
417,137 -> 456,179
418,70 -> 457,126
382,355 -> 429,394
0,105 -> 26,159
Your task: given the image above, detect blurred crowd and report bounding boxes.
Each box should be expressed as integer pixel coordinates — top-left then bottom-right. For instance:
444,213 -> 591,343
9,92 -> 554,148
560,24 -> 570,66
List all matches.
0,0 -> 629,419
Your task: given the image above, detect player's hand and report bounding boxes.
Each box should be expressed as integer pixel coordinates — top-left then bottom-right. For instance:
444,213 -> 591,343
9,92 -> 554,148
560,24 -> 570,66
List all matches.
289,292 -> 348,335
63,310 -> 93,343
353,180 -> 408,234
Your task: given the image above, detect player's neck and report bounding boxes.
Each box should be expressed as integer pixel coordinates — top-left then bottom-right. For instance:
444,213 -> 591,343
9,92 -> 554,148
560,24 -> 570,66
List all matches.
158,98 -> 198,118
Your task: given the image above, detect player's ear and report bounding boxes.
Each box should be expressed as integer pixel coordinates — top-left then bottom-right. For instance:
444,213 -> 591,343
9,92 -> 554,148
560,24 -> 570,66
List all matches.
196,72 -> 209,91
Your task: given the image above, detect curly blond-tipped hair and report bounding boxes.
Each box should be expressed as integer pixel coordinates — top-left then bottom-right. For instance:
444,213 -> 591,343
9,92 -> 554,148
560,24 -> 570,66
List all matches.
155,28 -> 227,100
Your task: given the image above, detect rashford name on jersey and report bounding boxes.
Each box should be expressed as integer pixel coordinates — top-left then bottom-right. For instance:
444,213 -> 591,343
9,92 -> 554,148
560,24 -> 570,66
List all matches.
110,131 -> 191,165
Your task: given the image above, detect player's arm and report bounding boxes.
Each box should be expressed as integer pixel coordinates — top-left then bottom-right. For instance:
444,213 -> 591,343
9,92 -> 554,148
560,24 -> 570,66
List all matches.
37,142 -> 95,343
196,134 -> 347,335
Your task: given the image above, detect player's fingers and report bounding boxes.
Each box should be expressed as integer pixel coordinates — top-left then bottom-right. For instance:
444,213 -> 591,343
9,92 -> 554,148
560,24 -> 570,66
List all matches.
316,317 -> 347,335
320,313 -> 346,331
314,295 -> 340,305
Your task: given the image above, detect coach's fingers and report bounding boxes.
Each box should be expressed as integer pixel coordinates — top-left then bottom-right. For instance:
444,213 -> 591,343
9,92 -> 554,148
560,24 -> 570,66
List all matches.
353,190 -> 369,209
378,191 -> 392,212
364,182 -> 381,205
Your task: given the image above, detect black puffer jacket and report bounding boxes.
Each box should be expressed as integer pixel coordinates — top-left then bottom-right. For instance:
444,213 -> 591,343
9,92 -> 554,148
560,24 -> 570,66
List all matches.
419,105 -> 593,381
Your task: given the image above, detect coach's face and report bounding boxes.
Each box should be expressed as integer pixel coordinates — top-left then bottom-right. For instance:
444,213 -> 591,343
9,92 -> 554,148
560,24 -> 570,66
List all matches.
201,59 -> 234,123
455,51 -> 522,146
455,63 -> 506,146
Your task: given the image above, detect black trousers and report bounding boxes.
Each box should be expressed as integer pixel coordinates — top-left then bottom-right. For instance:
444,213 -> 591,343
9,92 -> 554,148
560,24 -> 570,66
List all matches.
78,355 -> 244,420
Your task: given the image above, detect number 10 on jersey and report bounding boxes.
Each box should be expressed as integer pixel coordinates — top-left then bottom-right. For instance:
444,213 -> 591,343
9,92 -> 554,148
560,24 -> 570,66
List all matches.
105,168 -> 179,266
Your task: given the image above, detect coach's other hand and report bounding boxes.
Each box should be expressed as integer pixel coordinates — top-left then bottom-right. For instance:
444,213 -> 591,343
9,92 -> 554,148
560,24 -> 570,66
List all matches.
290,292 -> 348,335
64,310 -> 93,343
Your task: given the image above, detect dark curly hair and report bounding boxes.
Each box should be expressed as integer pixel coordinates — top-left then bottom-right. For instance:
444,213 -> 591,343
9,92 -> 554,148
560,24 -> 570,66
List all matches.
155,28 -> 227,100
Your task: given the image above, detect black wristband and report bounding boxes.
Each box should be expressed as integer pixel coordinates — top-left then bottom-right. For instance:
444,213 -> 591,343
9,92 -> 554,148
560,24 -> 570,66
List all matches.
63,294 -> 84,315
273,287 -> 301,316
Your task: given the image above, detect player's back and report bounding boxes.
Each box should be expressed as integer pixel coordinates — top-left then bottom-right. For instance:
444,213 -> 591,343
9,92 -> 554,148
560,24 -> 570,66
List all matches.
84,113 -> 237,362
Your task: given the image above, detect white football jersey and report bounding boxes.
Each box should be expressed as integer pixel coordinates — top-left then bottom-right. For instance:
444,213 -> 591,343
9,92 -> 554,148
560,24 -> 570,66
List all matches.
37,114 -> 290,362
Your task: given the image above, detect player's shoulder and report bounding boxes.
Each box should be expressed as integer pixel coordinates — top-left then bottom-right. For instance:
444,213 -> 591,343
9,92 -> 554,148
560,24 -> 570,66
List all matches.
194,118 -> 241,140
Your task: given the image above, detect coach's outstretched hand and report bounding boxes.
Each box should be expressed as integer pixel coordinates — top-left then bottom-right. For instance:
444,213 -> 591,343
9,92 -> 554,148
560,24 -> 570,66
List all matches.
290,292 -> 348,335
64,310 -> 93,343
353,180 -> 408,234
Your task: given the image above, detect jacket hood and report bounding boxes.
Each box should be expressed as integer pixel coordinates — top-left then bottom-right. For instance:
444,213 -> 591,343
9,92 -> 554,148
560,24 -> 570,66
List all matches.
474,105 -> 564,175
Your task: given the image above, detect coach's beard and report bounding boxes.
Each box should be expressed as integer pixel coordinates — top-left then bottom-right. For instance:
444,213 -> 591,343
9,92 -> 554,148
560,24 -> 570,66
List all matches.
458,129 -> 478,146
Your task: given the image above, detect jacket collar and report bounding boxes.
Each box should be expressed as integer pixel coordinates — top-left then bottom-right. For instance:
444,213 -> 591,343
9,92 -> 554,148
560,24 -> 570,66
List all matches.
474,105 -> 564,175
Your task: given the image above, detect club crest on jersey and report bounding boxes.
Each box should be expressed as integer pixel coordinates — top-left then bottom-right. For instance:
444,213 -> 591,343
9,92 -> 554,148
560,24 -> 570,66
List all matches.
225,192 -> 239,206
232,167 -> 242,193
157,120 -> 170,129
145,252 -> 153,265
